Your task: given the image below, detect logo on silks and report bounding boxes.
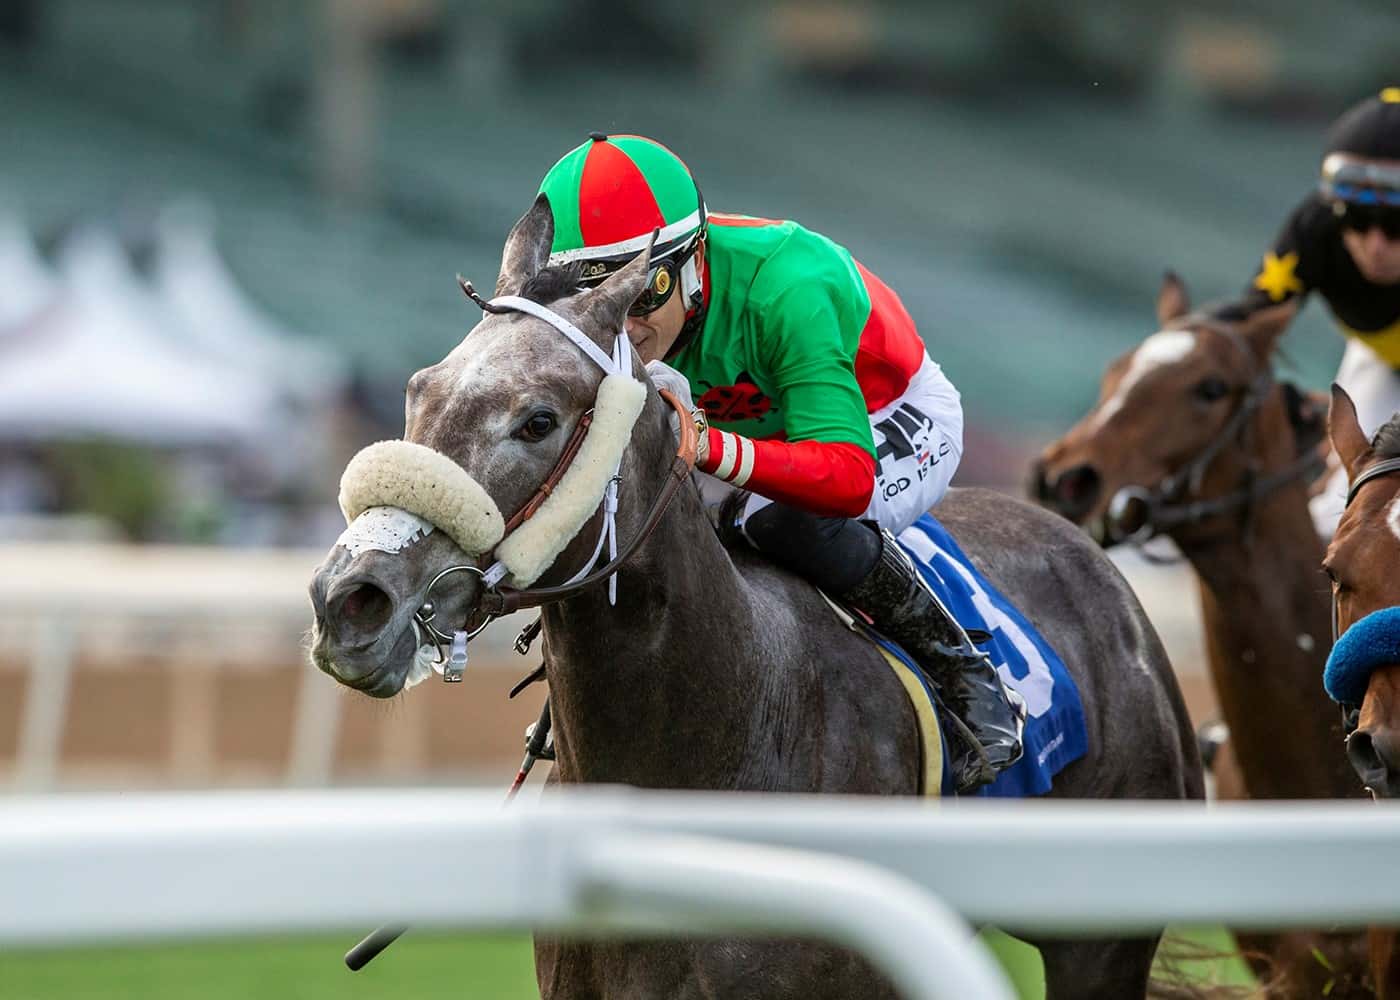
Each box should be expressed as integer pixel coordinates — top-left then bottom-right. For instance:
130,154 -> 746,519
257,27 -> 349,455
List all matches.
873,402 -> 947,498
696,371 -> 773,423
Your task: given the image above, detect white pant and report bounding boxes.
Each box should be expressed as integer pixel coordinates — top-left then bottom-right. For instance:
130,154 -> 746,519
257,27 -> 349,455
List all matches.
698,355 -> 965,535
1310,338 -> 1400,537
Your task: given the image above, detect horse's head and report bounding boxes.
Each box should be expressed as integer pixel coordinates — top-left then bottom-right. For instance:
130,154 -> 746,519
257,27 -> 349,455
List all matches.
1324,388 -> 1400,796
307,195 -> 668,697
1030,272 -> 1298,544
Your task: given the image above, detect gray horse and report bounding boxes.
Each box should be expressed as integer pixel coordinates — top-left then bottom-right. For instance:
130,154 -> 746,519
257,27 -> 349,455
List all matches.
308,197 -> 1205,999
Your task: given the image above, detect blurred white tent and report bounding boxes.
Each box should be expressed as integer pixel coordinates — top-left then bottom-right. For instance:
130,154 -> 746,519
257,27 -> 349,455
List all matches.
0,212 -> 57,331
151,200 -> 348,407
0,229 -> 278,445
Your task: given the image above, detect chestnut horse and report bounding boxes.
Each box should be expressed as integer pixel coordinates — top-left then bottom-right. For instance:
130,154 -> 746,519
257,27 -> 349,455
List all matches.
1325,386 -> 1400,996
1030,274 -> 1375,997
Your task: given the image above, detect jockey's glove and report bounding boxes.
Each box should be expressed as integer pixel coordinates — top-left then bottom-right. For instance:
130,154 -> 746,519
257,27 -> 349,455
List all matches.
646,360 -> 710,463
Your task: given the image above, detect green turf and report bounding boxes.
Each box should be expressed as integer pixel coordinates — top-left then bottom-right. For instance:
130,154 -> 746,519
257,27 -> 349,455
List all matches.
0,932 -> 540,1000
0,927 -> 1257,999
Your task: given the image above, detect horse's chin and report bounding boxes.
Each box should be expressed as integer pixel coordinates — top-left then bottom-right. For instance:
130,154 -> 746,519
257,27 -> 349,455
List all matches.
346,632 -> 441,697
311,623 -> 429,699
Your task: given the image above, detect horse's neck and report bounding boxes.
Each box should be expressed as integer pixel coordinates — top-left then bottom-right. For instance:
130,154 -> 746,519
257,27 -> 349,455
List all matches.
1174,478 -> 1353,798
539,481 -> 765,788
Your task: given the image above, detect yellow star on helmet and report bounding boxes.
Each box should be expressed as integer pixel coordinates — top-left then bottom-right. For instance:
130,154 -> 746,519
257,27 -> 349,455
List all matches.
1253,251 -> 1304,303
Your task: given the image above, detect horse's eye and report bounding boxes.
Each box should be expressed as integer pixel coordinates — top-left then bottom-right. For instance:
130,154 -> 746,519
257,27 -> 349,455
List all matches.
519,410 -> 557,442
1193,377 -> 1229,402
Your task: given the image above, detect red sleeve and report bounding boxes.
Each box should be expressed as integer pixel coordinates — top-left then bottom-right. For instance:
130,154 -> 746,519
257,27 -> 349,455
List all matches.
699,430 -> 875,517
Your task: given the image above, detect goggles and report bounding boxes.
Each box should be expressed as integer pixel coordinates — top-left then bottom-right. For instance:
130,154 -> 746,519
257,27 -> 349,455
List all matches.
1321,154 -> 1400,202
628,259 -> 679,316
1331,199 -> 1400,239
576,236 -> 700,316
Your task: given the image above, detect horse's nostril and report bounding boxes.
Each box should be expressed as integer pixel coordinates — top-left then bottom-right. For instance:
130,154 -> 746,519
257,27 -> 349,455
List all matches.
1347,729 -> 1393,795
329,581 -> 395,648
1046,464 -> 1102,519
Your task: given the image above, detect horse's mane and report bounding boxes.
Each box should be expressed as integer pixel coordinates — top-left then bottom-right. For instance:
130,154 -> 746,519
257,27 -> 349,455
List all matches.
1373,413 -> 1400,459
518,262 -> 585,306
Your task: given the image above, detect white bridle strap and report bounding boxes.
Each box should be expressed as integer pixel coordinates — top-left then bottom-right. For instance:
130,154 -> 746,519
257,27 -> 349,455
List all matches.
490,296 -> 624,375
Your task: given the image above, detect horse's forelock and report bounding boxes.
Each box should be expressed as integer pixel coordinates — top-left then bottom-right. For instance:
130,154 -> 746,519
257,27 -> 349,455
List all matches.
1373,414 -> 1400,460
517,262 -> 585,308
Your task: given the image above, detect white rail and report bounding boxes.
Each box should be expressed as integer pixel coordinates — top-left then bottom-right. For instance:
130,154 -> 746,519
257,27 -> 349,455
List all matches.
0,789 -> 1016,1000
8,789 -> 1400,997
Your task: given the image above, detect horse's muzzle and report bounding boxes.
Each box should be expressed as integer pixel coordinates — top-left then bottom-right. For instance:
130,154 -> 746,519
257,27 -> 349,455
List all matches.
1030,459 -> 1103,524
1347,727 -> 1400,798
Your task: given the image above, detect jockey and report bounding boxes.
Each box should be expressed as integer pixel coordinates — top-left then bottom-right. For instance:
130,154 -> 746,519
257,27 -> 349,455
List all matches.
1218,88 -> 1400,536
536,132 -> 1024,791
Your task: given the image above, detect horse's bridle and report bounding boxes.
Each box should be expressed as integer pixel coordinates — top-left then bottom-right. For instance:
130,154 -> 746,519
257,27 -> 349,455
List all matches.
409,287 -> 699,676
1104,318 -> 1324,551
1330,456 -> 1400,643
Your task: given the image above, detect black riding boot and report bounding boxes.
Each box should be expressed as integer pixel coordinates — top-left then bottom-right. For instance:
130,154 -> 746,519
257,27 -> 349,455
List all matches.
841,528 -> 1026,792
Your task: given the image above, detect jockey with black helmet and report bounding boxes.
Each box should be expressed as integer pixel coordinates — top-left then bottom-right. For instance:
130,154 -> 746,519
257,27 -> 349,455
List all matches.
1218,88 -> 1400,535
536,133 -> 1025,791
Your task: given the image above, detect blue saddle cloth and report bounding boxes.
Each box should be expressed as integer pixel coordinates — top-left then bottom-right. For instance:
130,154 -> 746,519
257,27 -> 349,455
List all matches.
874,513 -> 1088,797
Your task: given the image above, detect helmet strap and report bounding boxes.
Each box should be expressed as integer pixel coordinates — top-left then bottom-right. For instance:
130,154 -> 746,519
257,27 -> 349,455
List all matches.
680,254 -> 702,308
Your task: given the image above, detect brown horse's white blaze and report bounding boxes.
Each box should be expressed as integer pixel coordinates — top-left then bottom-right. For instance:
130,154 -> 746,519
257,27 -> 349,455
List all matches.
1031,272 -> 1299,543
1325,385 -> 1400,799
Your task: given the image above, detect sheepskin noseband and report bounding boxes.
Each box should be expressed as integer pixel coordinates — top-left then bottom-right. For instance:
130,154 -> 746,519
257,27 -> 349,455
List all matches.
336,293 -> 645,590
339,440 -> 505,555
1325,606 -> 1400,706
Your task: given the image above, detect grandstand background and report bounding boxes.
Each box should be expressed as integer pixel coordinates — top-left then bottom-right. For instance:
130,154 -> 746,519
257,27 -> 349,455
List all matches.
0,2 -> 1396,996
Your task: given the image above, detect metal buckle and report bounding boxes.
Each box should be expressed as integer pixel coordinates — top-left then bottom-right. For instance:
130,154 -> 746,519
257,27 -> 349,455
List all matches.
1105,485 -> 1158,546
413,564 -> 496,678
444,630 -> 469,682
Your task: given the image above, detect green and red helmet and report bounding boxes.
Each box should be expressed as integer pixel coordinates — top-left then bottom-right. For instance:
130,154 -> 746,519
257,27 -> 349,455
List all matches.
538,133 -> 707,281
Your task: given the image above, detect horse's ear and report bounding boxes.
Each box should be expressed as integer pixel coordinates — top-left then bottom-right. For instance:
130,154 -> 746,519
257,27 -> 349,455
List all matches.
1238,300 -> 1297,363
1156,271 -> 1190,326
495,194 -> 555,296
586,235 -> 655,329
1330,383 -> 1372,480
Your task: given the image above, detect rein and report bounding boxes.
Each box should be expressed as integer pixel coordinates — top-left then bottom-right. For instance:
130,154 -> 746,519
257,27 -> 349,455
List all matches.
1104,319 -> 1323,553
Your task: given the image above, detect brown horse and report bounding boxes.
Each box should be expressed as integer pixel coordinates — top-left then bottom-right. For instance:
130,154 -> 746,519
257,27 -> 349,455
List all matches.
1030,274 -> 1373,997
308,197 -> 1205,999
1325,387 -> 1400,996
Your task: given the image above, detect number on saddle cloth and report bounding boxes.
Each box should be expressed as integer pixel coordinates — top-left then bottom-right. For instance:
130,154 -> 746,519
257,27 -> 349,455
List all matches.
895,515 -> 1088,797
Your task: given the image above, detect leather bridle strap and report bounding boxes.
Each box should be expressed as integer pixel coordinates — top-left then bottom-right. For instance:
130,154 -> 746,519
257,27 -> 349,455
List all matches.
1107,320 -> 1315,546
477,387 -> 698,616
500,411 -> 595,536
1345,457 -> 1400,508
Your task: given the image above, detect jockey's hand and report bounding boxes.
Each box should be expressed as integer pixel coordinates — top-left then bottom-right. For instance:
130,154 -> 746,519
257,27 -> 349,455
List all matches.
645,360 -> 694,408
646,360 -> 709,463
